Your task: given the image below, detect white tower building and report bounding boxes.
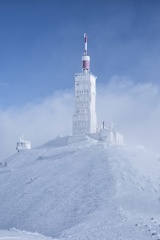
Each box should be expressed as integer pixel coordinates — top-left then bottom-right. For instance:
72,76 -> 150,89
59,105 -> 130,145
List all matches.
72,34 -> 97,135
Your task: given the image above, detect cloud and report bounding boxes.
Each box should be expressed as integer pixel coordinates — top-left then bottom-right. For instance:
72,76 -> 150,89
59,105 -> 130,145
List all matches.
0,90 -> 73,160
97,75 -> 160,152
1,77 -> 160,160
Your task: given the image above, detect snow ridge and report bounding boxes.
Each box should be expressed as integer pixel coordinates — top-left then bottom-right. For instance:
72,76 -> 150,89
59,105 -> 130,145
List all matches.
0,137 -> 160,239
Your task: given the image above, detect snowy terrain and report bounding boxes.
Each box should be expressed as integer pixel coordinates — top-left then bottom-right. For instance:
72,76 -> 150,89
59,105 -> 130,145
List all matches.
0,136 -> 160,239
0,229 -> 54,240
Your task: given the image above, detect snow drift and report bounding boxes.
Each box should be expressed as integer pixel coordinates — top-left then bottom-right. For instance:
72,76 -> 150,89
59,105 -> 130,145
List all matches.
0,136 -> 160,239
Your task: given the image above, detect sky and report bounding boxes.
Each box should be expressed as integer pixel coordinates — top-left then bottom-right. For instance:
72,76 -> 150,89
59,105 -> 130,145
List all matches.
1,0 -> 160,159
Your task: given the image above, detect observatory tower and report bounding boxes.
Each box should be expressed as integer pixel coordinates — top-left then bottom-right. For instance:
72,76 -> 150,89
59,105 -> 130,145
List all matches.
72,34 -> 97,135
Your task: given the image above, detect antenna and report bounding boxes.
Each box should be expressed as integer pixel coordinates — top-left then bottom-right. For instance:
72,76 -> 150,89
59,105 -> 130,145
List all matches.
82,33 -> 90,72
84,33 -> 87,55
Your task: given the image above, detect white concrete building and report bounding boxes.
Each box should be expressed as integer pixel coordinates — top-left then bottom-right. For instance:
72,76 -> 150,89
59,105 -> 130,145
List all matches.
16,135 -> 31,152
72,34 -> 124,146
72,33 -> 97,135
99,123 -> 124,145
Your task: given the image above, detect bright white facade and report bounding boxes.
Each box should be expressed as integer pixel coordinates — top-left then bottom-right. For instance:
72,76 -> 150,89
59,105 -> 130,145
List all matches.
87,123 -> 124,145
72,34 -> 97,135
16,135 -> 31,152
99,124 -> 124,145
72,34 -> 124,145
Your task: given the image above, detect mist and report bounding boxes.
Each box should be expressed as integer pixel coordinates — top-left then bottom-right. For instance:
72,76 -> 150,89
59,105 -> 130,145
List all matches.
97,76 -> 160,152
1,77 -> 160,160
0,90 -> 73,160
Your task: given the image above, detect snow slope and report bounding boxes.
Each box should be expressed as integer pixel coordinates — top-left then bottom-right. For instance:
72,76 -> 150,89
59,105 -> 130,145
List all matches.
0,136 -> 160,239
0,229 -> 54,240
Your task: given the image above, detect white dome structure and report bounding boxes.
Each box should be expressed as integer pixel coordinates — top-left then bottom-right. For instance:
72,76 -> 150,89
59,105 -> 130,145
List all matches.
16,135 -> 31,152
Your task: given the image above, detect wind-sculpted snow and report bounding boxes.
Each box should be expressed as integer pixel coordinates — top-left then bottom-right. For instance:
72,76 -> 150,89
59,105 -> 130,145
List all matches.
0,137 -> 160,239
0,229 -> 54,240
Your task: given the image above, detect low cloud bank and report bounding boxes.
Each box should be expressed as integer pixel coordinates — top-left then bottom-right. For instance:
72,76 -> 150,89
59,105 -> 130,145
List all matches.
1,76 -> 160,160
97,75 -> 160,152
0,91 -> 73,160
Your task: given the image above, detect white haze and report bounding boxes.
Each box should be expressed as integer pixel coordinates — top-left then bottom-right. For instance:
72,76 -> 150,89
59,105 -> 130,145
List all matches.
1,76 -> 160,160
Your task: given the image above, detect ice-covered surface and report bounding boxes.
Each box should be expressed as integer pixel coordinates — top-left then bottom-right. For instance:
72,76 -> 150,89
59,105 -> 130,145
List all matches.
0,136 -> 160,239
0,228 -> 54,239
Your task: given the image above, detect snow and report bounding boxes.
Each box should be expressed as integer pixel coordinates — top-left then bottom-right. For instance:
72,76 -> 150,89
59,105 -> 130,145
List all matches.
0,136 -> 160,239
0,228 -> 54,240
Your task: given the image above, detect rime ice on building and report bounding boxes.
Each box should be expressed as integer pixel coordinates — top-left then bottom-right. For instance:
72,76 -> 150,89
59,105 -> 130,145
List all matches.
73,33 -> 97,135
72,34 -> 124,145
16,135 -> 31,152
98,122 -> 124,145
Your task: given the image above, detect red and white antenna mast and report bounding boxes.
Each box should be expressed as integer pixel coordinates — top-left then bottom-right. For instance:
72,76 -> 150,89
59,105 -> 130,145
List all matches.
82,33 -> 90,72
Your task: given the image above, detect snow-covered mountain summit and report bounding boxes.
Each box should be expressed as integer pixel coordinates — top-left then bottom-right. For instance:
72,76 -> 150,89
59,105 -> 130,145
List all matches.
0,136 -> 160,239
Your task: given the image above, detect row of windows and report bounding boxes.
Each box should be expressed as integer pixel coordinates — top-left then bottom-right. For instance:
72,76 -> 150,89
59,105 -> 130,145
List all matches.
76,96 -> 89,101
74,122 -> 88,127
76,109 -> 88,113
76,83 -> 90,88
75,90 -> 89,94
75,103 -> 89,108
74,116 -> 88,121
74,128 -> 88,133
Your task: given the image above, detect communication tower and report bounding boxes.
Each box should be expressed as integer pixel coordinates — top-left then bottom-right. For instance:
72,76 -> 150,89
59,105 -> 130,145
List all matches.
72,34 -> 97,135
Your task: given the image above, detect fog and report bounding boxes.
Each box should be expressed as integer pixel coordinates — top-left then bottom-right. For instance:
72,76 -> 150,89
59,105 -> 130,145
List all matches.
97,76 -> 160,152
1,76 -> 160,160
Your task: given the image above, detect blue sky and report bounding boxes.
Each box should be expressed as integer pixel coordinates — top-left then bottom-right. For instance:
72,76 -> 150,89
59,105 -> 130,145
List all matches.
0,0 -> 160,107
1,0 -> 160,158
